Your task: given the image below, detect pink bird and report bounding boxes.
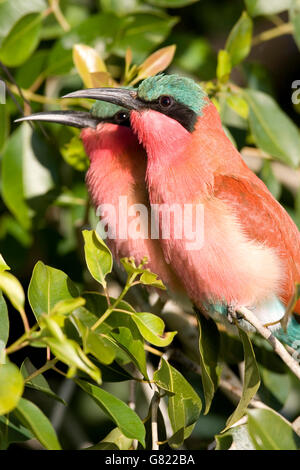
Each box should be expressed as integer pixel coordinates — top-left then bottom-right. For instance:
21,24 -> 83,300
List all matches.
62,75 -> 300,343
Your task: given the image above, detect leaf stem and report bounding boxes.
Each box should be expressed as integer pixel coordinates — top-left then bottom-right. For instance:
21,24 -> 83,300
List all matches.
5,324 -> 39,355
24,358 -> 58,383
252,22 -> 293,46
91,272 -> 138,331
48,0 -> 71,32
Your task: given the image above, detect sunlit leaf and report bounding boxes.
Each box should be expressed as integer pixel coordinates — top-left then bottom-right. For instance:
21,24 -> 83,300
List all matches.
131,312 -> 176,347
0,13 -> 42,67
216,49 -> 231,83
140,271 -> 166,290
0,271 -> 25,315
0,363 -> 24,415
87,427 -> 133,450
73,44 -> 107,88
82,230 -> 113,289
28,261 -> 79,322
136,45 -> 176,80
226,94 -> 249,119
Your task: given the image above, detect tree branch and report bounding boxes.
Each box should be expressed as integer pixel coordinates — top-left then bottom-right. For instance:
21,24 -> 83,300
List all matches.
236,306 -> 300,381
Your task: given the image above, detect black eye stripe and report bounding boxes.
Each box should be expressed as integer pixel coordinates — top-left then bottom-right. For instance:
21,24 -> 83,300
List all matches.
136,95 -> 197,132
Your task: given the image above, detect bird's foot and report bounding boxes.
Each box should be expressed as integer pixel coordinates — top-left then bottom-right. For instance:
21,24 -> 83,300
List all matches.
226,302 -> 243,325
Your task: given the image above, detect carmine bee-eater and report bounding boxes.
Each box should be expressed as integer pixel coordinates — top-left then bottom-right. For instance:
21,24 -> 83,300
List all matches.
15,100 -> 183,295
62,74 -> 300,348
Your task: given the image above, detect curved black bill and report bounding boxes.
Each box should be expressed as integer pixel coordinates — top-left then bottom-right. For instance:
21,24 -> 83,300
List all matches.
62,88 -> 143,111
14,110 -> 102,129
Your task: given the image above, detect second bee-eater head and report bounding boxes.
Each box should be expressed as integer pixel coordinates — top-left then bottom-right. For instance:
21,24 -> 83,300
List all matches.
14,100 -> 137,163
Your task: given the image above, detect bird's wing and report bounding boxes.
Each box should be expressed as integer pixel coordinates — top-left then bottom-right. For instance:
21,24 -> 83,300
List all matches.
213,170 -> 300,313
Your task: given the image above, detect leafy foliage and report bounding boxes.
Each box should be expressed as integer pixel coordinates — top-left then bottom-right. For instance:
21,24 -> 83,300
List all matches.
0,0 -> 299,451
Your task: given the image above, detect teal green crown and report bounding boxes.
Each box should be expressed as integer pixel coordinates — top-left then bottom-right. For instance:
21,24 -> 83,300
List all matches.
137,74 -> 207,116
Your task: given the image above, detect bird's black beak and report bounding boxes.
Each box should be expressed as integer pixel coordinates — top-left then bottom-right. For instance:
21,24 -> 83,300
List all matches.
62,88 -> 144,111
14,110 -> 102,129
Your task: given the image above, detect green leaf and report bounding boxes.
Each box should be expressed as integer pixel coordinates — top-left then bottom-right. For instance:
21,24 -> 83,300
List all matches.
112,12 -> 178,62
226,94 -> 249,119
197,315 -> 220,414
87,427 -> 133,450
82,230 -> 113,289
28,261 -> 79,322
43,335 -> 101,384
290,0 -> 300,50
20,358 -> 66,405
131,312 -> 176,347
224,329 -> 260,431
0,271 -> 25,315
0,104 -> 9,152
259,160 -> 281,199
77,380 -> 146,446
153,359 -> 202,448
60,135 -> 89,172
111,326 -> 148,378
76,320 -> 116,365
140,271 -> 166,290
46,13 -> 124,76
225,11 -> 253,66
0,255 -> 9,272
247,409 -> 300,450
51,297 -> 86,316
215,423 -> 255,450
0,13 -> 42,67
258,365 -> 290,410
0,363 -> 24,415
216,49 -> 231,83
0,292 -> 9,349
243,89 -> 300,167
15,49 -> 48,89
13,397 -> 61,450
1,124 -> 58,230
0,414 -> 33,449
136,45 -> 176,80
0,0 -> 46,44
245,0 -> 291,17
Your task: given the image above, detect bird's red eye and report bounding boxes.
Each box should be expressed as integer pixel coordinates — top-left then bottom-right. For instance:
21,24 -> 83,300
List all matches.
159,95 -> 173,108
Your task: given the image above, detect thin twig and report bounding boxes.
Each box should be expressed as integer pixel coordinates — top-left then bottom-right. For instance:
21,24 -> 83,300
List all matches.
252,22 -> 293,46
151,389 -> 160,450
236,306 -> 300,381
